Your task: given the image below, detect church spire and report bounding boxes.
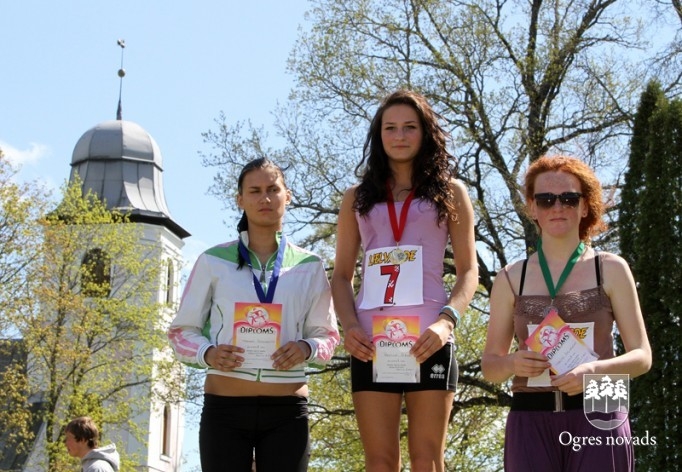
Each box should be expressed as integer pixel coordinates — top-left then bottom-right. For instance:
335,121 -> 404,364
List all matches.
68,38 -> 190,239
116,39 -> 126,120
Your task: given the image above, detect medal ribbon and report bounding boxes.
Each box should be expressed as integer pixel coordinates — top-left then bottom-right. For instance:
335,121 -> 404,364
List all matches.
386,181 -> 416,245
237,233 -> 287,303
537,238 -> 585,300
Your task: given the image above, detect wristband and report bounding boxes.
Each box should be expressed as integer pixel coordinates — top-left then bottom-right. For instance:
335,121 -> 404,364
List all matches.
440,305 -> 460,328
439,311 -> 457,328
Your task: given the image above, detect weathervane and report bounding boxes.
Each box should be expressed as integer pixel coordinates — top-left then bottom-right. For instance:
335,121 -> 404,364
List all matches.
116,39 -> 126,120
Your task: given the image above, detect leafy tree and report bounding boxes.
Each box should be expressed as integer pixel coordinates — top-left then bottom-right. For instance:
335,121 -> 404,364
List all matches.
0,154 -> 50,336
198,1 -> 681,469
621,83 -> 682,470
0,152 -> 51,465
0,178 -> 179,471
307,362 -> 364,471
618,82 -> 663,269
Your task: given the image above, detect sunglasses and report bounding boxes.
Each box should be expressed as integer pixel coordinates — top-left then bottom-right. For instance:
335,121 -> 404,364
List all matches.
533,192 -> 583,209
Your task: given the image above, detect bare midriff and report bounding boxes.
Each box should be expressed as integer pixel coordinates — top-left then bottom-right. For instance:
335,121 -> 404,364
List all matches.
204,374 -> 308,397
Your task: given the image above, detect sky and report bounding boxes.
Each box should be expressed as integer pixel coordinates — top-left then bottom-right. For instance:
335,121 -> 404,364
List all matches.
1,1 -> 312,469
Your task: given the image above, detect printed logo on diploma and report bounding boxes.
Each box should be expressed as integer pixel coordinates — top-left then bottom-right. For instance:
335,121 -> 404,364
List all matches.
525,307 -> 598,375
233,302 -> 282,369
372,315 -> 420,383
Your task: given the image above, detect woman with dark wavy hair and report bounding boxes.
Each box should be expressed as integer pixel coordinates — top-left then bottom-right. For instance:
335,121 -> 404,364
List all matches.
332,90 -> 478,471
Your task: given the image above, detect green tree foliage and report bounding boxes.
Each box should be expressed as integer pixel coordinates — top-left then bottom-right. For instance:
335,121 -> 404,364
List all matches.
0,176 -> 178,471
618,82 -> 663,268
0,154 -> 50,335
0,153 -> 51,464
198,1 -> 681,469
307,364 -> 365,471
622,82 -> 682,470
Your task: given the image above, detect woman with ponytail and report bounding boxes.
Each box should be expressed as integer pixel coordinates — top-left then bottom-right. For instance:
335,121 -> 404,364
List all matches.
168,158 -> 339,472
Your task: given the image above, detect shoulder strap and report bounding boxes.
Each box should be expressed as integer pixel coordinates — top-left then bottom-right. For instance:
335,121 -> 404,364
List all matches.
594,249 -> 601,286
501,258 -> 529,296
519,258 -> 529,295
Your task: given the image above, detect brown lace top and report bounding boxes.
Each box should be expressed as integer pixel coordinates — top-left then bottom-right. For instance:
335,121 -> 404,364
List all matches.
504,255 -> 616,393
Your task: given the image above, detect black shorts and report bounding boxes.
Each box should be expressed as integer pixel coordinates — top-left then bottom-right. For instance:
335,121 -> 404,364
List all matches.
351,342 -> 458,393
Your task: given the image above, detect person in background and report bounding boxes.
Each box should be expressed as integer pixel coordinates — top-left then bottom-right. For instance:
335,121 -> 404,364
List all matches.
168,158 -> 339,472
64,416 -> 120,472
332,89 -> 478,471
482,155 -> 651,471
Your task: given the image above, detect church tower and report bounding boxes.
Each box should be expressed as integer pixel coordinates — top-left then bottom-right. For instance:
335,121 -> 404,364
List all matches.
68,120 -> 189,471
22,41 -> 190,471
68,43 -> 189,470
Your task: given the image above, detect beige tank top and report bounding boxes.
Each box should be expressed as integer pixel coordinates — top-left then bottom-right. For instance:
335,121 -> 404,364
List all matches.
505,254 -> 616,393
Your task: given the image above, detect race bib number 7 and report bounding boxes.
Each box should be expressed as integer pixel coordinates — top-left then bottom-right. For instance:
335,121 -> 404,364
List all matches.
359,245 -> 423,309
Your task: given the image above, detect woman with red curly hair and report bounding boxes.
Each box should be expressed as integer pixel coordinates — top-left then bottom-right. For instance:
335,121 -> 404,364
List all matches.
483,155 -> 651,471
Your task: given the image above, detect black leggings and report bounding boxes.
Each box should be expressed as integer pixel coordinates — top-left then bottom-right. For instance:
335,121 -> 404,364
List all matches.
199,394 -> 310,472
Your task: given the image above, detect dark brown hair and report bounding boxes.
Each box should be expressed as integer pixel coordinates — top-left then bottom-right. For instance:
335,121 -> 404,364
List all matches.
235,158 -> 288,268
354,90 -> 459,222
65,416 -> 99,449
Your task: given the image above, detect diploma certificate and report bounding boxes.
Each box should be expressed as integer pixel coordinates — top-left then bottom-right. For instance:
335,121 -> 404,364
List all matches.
233,302 -> 282,369
525,308 -> 598,377
372,315 -> 420,383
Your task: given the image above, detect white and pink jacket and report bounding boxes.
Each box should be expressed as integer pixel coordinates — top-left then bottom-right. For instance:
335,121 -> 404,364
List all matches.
168,232 -> 339,383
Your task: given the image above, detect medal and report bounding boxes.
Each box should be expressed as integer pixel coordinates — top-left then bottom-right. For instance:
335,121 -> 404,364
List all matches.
537,239 -> 585,317
543,305 -> 559,318
390,247 -> 408,264
386,181 -> 416,251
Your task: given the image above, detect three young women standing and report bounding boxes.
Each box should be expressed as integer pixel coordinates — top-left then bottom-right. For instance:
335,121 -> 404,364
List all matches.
332,90 -> 478,471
